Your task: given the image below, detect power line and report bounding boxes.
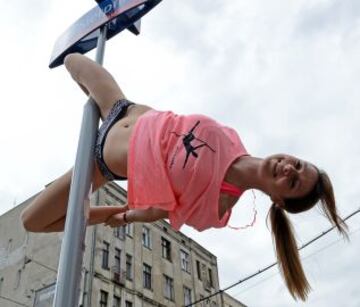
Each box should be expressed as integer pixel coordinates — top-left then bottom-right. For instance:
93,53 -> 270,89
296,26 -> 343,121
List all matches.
184,207 -> 360,307
232,226 -> 360,297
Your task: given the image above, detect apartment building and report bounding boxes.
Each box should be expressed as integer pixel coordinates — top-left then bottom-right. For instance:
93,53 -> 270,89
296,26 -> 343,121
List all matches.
0,182 -> 246,307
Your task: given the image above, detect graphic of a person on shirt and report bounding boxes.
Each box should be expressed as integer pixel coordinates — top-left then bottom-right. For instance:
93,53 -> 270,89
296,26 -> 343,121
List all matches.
171,121 -> 216,168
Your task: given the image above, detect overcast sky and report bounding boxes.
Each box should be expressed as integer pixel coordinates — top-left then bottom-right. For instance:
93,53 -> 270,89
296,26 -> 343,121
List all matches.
1,0 -> 360,306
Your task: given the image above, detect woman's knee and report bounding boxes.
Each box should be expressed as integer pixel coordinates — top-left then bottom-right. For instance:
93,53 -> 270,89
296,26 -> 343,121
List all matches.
64,53 -> 83,81
20,207 -> 43,232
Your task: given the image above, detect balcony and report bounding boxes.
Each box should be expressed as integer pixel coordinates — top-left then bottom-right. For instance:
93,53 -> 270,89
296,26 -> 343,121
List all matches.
204,280 -> 212,292
111,266 -> 126,286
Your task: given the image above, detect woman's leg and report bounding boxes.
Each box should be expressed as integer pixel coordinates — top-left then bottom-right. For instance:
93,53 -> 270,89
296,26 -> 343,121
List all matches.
21,55 -> 129,232
21,162 -> 108,232
64,53 -> 126,119
22,54 -> 135,232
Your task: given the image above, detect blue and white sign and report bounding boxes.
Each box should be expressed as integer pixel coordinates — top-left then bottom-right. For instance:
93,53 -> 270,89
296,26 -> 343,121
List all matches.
49,0 -> 162,68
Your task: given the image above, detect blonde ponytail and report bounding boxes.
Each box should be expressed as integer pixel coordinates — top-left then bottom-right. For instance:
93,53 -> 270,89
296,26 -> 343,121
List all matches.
268,204 -> 311,301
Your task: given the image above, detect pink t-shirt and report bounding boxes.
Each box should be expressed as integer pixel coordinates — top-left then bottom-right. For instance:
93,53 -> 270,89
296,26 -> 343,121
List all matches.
127,110 -> 248,231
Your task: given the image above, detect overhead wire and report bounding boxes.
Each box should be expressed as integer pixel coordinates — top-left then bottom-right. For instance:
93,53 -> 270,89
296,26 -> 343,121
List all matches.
184,207 -> 360,307
232,226 -> 360,297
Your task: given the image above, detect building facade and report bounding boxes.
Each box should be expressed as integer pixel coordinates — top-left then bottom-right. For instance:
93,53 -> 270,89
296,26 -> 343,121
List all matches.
222,292 -> 246,307
0,182 -> 246,307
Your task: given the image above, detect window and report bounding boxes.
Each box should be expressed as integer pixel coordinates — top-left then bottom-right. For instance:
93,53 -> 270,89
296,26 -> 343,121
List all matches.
143,263 -> 152,290
125,224 -> 133,237
201,263 -> 207,283
196,260 -> 202,280
7,239 -> 12,253
163,275 -> 174,301
183,286 -> 192,306
142,226 -> 151,249
100,290 -> 108,307
33,284 -> 55,307
161,237 -> 171,261
114,226 -> 125,240
114,248 -> 121,273
113,295 -> 121,307
14,269 -> 21,289
208,268 -> 213,288
102,241 -> 110,270
126,254 -> 133,280
125,301 -> 133,307
180,250 -> 191,273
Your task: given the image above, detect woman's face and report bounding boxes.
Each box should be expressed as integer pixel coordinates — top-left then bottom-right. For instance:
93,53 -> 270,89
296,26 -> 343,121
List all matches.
261,154 -> 319,204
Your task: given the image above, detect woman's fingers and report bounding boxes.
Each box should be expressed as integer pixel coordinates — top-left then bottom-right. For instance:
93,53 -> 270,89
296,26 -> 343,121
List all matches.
104,212 -> 127,227
104,205 -> 128,225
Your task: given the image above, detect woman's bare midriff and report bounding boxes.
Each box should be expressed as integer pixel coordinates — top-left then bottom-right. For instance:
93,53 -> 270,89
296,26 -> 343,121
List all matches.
103,103 -> 239,221
102,104 -> 153,178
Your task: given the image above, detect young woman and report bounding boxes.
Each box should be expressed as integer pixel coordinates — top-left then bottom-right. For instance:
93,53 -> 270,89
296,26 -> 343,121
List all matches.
21,53 -> 348,301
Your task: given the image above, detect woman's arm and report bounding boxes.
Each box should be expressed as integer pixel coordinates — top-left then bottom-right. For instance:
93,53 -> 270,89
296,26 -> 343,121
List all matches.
40,205 -> 129,233
89,205 -> 129,225
127,207 -> 169,223
103,207 -> 169,228
41,206 -> 168,232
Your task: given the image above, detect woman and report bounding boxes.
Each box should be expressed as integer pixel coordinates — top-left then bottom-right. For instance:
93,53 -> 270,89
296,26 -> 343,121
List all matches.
21,53 -> 348,301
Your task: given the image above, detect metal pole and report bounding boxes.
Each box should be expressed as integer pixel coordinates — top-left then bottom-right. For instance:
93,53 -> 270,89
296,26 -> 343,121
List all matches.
53,25 -> 108,307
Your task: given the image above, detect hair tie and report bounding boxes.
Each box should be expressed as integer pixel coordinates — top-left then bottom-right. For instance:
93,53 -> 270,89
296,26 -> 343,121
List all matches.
274,203 -> 282,210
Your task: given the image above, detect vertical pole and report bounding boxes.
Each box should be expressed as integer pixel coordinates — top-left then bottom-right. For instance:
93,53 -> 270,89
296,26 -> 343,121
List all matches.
53,25 -> 108,307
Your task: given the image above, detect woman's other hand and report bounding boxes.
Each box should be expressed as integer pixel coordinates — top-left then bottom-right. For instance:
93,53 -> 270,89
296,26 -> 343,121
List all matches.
104,212 -> 128,227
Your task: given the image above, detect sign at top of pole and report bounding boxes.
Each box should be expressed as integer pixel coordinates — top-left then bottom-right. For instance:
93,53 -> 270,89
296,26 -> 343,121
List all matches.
49,0 -> 162,68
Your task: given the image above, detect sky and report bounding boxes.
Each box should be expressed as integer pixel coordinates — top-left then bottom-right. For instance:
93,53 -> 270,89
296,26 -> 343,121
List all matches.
1,0 -> 360,306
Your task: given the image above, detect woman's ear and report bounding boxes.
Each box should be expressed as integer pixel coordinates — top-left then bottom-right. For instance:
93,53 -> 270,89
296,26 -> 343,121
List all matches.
270,195 -> 285,209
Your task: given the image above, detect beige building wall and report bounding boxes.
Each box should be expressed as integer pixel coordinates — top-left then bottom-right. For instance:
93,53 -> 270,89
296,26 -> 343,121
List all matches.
0,182 -> 246,307
222,292 -> 247,307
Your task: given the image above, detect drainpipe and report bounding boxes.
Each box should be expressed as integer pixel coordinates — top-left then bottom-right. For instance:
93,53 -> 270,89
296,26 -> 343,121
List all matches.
84,190 -> 100,307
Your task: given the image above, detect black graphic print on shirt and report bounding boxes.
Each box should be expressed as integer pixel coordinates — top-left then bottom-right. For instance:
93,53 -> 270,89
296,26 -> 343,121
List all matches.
169,120 -> 216,169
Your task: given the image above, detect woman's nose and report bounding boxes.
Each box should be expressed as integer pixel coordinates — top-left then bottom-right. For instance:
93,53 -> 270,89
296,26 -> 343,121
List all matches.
283,164 -> 296,176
